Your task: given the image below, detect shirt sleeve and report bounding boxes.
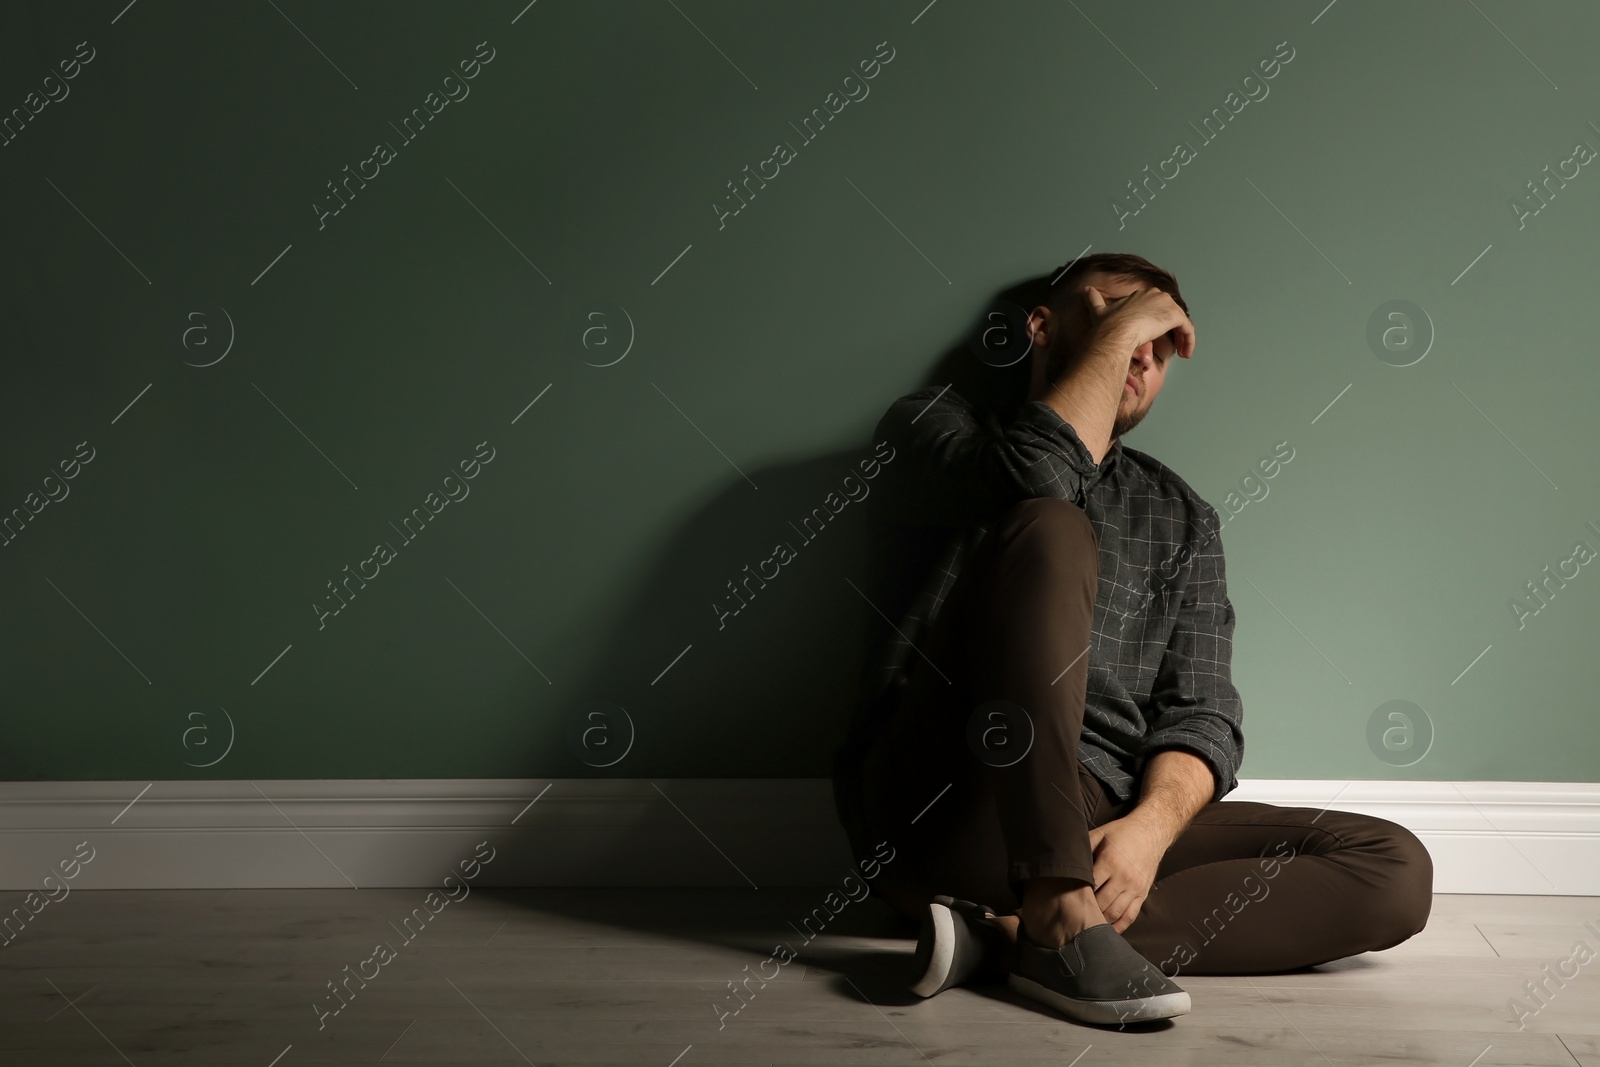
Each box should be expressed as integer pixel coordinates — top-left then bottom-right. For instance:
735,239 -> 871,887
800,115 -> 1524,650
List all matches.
873,384 -> 1100,528
1141,516 -> 1246,802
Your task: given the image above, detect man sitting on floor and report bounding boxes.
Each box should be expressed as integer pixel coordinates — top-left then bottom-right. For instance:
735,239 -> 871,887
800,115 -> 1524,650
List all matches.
831,251 -> 1434,1026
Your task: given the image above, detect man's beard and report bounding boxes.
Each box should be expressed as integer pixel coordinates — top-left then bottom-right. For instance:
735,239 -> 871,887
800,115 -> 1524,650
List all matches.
1112,396 -> 1148,441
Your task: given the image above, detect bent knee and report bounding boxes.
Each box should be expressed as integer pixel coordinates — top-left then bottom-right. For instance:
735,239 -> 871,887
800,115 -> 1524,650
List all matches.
1365,818 -> 1435,944
994,496 -> 1098,553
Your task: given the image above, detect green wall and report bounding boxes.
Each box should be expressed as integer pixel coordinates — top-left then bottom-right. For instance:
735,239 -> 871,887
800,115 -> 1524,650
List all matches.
3,0 -> 1596,784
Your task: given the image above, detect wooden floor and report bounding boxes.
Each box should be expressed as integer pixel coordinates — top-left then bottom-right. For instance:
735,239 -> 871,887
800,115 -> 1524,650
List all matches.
2,887 -> 1598,1065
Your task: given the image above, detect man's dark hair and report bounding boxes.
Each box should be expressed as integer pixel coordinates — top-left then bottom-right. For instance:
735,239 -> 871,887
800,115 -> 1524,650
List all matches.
1039,251 -> 1190,320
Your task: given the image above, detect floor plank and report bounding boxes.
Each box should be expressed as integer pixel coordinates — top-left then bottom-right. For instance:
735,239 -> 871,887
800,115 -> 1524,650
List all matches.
2,889 -> 1596,1065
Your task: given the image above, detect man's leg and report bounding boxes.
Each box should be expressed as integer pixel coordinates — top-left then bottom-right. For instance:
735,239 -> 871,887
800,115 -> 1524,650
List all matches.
854,497 -> 1107,923
850,497 -> 1432,987
850,499 -> 1193,1020
1118,800 -> 1435,976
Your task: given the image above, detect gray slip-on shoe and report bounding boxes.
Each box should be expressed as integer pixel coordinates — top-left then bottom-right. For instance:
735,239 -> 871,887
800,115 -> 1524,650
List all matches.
1008,921 -> 1191,1025
908,895 -> 1008,997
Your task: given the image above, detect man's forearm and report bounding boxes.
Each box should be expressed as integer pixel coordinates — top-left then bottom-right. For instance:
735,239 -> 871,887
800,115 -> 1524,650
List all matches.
1128,749 -> 1216,847
1038,325 -> 1135,466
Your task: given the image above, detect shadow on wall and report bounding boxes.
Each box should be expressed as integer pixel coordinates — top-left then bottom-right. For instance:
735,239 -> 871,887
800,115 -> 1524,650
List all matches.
544,273 -> 1053,781
469,274 -> 1058,1016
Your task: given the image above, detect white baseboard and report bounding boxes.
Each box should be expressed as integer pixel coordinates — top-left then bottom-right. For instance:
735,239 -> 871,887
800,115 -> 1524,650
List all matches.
1,778 -> 1596,895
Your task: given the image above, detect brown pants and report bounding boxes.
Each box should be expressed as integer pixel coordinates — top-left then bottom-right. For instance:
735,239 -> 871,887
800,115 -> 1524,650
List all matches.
841,498 -> 1434,976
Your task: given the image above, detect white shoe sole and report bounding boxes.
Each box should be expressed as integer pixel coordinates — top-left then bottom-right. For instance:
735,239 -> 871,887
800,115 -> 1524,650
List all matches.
908,902 -> 958,998
1009,972 -> 1191,1025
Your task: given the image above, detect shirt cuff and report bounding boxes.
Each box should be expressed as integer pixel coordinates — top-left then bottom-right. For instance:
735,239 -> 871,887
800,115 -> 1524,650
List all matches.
1015,401 -> 1097,472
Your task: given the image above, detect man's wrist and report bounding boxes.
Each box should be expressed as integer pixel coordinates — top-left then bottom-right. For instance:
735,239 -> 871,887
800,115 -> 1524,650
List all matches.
1135,749 -> 1218,840
1124,803 -> 1184,850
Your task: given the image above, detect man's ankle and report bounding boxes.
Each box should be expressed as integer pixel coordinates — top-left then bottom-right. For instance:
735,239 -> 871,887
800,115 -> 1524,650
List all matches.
1017,880 -> 1105,949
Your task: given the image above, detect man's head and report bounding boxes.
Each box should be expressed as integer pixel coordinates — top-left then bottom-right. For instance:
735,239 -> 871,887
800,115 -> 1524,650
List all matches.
1025,253 -> 1190,443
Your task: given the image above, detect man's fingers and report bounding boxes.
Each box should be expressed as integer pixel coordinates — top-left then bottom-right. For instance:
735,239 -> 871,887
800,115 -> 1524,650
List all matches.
1101,887 -> 1137,927
1091,858 -> 1112,896
1094,872 -> 1132,914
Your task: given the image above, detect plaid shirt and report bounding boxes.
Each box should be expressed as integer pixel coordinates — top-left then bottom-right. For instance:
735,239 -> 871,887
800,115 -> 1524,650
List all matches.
851,383 -> 1244,805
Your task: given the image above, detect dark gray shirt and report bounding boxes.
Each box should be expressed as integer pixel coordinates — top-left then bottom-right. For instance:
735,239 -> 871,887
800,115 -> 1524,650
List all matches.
859,383 -> 1244,804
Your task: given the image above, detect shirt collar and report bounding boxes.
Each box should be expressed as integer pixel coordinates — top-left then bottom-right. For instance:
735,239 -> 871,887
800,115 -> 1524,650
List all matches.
1095,437 -> 1124,480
